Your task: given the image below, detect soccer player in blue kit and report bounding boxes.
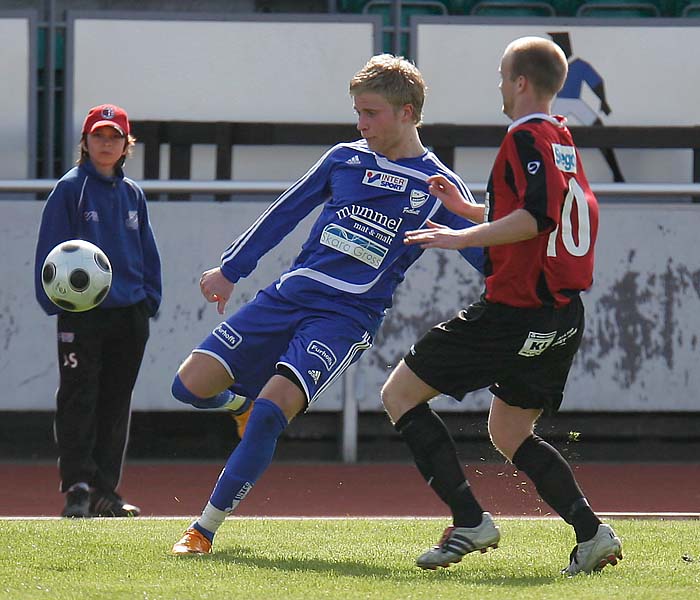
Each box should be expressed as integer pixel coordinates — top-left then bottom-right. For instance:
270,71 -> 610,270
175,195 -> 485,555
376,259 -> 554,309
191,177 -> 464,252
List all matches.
171,54 -> 484,554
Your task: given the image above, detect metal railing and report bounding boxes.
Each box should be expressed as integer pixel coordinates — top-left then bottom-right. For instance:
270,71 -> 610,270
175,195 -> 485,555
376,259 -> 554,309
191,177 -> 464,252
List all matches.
3,180 -> 700,197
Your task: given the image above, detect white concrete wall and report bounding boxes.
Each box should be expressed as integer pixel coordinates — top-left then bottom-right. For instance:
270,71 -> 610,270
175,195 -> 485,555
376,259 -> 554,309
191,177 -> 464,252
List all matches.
2,200 -> 699,412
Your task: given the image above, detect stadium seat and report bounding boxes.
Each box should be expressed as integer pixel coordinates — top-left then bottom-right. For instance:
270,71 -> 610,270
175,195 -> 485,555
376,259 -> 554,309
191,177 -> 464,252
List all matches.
337,0 -> 372,11
470,0 -> 556,15
338,0 -> 449,14
440,0 -> 477,12
681,1 -> 700,14
548,0 -> 583,15
349,1 -> 448,55
575,0 -> 660,16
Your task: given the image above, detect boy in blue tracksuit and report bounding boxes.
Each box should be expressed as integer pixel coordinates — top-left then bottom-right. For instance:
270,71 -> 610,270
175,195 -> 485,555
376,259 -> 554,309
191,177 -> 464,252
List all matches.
171,55 -> 483,554
34,104 -> 162,518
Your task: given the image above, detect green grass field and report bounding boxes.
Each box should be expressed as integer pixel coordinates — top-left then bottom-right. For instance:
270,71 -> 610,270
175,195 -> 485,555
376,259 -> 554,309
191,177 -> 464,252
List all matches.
1,518 -> 698,600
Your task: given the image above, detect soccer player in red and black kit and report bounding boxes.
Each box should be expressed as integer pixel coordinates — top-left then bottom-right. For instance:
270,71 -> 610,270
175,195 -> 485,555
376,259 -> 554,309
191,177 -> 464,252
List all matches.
381,37 -> 623,576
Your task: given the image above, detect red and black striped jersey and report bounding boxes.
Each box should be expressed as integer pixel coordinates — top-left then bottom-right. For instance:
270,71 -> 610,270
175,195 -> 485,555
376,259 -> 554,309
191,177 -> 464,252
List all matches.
483,113 -> 599,309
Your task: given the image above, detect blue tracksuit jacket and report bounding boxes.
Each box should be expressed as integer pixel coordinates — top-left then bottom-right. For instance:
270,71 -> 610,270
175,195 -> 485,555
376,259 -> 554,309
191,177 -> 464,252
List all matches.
34,160 -> 162,316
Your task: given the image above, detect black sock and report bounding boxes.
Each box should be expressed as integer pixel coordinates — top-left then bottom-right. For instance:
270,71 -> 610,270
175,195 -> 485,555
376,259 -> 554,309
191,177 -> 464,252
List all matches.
512,435 -> 601,542
395,403 -> 483,527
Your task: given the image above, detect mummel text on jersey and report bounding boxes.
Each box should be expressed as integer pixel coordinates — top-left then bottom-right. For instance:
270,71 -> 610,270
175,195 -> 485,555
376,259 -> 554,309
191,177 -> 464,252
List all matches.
220,140 -> 484,332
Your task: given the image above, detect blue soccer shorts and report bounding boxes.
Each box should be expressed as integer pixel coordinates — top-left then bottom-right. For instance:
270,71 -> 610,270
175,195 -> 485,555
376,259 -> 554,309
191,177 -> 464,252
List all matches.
194,286 -> 373,405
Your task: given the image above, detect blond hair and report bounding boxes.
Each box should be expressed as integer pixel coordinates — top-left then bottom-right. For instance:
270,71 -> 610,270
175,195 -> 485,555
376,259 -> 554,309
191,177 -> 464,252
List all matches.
349,54 -> 426,125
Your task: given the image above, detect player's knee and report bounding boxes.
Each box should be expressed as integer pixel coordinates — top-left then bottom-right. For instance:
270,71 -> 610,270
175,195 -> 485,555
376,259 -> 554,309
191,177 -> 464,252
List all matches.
171,373 -> 201,406
381,362 -> 433,422
488,426 -> 511,460
380,378 -> 402,416
488,421 -> 529,462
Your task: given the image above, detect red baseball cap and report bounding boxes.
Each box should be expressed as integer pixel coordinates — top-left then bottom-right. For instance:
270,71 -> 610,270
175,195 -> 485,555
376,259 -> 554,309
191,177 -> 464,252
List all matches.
82,104 -> 130,136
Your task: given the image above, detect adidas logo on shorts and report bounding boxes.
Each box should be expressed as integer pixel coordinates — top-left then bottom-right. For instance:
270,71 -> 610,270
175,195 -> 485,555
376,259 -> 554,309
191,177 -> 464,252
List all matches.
308,370 -> 321,384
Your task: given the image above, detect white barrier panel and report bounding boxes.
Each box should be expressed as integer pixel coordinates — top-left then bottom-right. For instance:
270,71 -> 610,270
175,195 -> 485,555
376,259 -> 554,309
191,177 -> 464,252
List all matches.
416,20 -> 700,126
2,200 -> 699,412
0,14 -> 33,179
68,14 -> 376,140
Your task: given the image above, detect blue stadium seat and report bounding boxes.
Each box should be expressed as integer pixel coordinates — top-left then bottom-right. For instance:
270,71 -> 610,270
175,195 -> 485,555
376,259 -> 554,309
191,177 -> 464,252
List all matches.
575,0 -> 660,16
470,0 -> 556,15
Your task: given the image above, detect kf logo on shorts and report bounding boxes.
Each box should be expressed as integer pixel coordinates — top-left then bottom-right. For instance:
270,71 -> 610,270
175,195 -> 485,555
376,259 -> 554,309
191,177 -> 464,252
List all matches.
518,331 -> 557,357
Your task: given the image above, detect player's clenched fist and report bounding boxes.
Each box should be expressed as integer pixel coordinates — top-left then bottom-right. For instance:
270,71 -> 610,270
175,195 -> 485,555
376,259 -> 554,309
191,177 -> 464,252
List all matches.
427,175 -> 469,214
199,267 -> 234,314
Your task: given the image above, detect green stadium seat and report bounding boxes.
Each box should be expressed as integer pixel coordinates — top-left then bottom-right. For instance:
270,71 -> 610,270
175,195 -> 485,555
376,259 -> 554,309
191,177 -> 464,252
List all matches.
338,0 -> 449,15
440,0 -> 477,12
681,1 -> 700,14
347,1 -> 448,55
470,0 -> 556,15
575,0 -> 660,16
548,0 -> 583,15
362,0 -> 448,24
337,0 -> 370,11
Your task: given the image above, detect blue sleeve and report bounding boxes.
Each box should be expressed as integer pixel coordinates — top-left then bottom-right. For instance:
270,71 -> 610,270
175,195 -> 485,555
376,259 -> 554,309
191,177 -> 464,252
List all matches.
34,180 -> 80,315
580,60 -> 603,89
433,204 -> 485,275
138,190 -> 162,317
220,147 -> 335,283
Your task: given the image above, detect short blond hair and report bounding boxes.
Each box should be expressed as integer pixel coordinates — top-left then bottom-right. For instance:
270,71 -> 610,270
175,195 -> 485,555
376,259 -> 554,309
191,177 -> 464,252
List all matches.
506,37 -> 568,98
349,54 -> 426,125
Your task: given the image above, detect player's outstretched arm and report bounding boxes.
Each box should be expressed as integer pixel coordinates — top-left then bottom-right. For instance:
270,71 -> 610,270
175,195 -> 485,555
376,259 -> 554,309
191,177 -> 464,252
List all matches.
404,220 -> 473,250
405,209 -> 538,250
427,174 -> 484,223
200,267 -> 235,315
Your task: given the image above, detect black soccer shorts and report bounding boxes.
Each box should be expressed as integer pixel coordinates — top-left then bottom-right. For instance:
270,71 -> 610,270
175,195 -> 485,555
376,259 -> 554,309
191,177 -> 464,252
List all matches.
403,295 -> 584,416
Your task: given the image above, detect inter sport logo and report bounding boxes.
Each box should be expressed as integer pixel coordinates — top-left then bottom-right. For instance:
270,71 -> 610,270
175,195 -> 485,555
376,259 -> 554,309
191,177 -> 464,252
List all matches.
362,170 -> 408,192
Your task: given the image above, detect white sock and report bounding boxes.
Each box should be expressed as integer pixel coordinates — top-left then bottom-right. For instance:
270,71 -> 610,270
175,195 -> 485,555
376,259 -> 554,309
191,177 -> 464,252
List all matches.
220,394 -> 247,412
197,501 -> 228,534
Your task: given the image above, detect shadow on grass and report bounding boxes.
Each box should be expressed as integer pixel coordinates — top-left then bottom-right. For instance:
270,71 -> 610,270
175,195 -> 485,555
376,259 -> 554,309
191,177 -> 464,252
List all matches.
179,546 -> 560,586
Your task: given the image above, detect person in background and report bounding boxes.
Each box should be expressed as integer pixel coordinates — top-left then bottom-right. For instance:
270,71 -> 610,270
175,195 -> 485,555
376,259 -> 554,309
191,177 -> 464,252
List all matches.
34,104 -> 162,518
381,37 -> 623,576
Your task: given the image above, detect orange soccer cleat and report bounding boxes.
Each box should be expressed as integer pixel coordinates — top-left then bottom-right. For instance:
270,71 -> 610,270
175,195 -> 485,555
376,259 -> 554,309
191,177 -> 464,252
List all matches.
226,396 -> 253,439
172,527 -> 212,555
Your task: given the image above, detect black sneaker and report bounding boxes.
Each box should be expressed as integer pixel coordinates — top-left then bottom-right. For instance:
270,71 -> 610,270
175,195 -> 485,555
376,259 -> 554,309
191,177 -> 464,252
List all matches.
61,486 -> 90,518
90,490 -> 141,517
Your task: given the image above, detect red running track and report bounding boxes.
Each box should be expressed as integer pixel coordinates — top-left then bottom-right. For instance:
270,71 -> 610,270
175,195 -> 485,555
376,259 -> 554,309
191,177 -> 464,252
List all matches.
1,462 -> 698,518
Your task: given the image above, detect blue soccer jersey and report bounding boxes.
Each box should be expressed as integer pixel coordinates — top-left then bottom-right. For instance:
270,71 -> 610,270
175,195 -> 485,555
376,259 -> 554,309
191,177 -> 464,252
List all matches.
220,139 -> 484,332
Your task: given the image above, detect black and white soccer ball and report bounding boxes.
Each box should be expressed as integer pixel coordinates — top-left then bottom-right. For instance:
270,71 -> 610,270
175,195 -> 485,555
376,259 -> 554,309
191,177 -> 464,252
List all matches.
41,240 -> 112,312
